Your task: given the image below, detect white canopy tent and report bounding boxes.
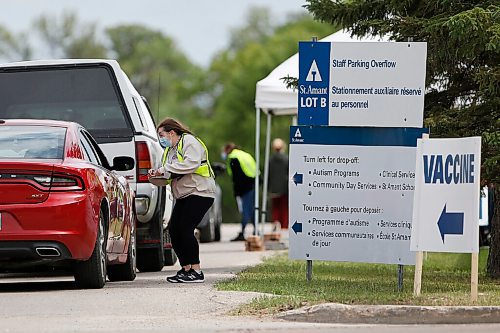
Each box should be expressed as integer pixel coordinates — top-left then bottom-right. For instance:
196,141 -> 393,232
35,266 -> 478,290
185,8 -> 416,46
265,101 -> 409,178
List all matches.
253,30 -> 388,230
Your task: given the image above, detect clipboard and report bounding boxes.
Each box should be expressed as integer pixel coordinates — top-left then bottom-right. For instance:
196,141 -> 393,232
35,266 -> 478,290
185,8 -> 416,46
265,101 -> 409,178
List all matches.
148,176 -> 170,186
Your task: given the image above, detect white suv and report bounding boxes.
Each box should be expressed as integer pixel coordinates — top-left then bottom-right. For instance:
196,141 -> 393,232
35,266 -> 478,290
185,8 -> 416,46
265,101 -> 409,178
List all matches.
0,59 -> 175,271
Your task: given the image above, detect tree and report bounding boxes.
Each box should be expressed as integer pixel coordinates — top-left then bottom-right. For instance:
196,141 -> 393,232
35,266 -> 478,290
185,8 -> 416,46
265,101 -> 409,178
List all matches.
228,6 -> 274,50
106,25 -> 206,124
0,25 -> 32,61
206,8 -> 334,222
305,0 -> 500,277
33,11 -> 107,58
208,9 -> 334,150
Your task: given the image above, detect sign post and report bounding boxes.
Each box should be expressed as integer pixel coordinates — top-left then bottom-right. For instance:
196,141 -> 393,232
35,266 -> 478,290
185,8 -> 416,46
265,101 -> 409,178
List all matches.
413,251 -> 424,296
471,252 -> 479,302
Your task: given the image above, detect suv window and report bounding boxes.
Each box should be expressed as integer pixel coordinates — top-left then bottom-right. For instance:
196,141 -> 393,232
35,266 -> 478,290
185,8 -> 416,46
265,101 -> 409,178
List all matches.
0,65 -> 134,141
132,96 -> 147,130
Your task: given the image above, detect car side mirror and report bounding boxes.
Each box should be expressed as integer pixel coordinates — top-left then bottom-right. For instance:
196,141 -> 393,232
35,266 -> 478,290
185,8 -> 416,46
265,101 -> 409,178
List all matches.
112,156 -> 135,171
211,162 -> 226,178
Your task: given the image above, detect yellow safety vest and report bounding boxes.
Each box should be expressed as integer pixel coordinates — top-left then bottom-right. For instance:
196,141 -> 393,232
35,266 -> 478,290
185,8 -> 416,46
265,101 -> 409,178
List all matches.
227,149 -> 256,178
161,133 -> 214,180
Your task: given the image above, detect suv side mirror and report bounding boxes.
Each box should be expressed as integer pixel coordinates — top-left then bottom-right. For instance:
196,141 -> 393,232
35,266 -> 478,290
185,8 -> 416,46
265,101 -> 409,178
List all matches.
112,156 -> 135,171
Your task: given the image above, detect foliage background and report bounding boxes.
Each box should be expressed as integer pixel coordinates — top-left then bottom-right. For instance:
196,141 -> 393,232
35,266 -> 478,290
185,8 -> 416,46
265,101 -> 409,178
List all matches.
0,8 -> 334,224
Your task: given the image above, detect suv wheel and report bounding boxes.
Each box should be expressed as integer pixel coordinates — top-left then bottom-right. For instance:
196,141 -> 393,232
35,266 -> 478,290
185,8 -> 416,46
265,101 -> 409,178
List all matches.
136,223 -> 164,272
136,189 -> 166,272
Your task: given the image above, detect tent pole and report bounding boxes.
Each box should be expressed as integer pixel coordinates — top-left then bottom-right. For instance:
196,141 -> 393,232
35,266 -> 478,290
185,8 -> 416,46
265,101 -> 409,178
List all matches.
260,111 -> 273,236
254,108 -> 261,236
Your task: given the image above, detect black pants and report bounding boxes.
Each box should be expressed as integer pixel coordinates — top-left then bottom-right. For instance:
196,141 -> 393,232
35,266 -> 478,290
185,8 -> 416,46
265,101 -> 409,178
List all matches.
168,195 -> 214,267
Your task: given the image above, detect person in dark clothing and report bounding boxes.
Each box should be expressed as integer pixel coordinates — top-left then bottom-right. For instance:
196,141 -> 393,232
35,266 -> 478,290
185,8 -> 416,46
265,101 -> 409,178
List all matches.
269,138 -> 289,229
222,142 -> 257,241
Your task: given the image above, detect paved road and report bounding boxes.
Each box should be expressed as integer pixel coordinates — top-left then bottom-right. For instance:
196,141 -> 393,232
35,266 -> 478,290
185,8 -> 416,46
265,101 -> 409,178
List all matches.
0,224 -> 498,333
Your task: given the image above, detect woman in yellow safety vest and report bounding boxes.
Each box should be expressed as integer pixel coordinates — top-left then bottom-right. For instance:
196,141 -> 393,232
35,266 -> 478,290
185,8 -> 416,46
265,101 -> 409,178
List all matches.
149,117 -> 215,283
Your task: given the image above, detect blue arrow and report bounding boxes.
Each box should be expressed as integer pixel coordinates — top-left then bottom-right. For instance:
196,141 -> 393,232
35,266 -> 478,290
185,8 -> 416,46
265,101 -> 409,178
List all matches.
293,172 -> 303,186
437,204 -> 464,243
292,221 -> 302,234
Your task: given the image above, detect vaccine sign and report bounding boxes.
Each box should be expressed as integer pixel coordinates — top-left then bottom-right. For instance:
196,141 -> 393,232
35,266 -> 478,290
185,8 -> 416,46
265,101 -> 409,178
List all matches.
298,42 -> 427,127
289,126 -> 428,265
410,137 -> 481,253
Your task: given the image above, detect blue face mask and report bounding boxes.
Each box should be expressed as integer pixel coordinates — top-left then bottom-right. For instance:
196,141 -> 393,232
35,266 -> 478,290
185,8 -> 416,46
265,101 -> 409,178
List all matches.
220,152 -> 227,161
159,137 -> 171,148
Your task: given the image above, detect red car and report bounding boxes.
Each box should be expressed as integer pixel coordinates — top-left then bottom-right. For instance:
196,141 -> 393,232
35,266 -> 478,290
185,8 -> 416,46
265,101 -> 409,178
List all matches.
0,119 -> 136,288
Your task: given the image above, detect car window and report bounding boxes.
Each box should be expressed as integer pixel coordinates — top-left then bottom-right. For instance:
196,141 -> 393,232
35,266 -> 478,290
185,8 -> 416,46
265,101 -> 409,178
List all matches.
0,65 -> 134,140
79,131 -> 100,165
79,140 -> 91,161
0,125 -> 66,159
81,130 -> 111,169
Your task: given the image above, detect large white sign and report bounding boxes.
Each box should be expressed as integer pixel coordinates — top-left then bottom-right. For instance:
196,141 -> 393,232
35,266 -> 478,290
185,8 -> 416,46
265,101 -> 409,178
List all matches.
298,42 -> 427,127
289,126 -> 427,265
410,137 -> 481,253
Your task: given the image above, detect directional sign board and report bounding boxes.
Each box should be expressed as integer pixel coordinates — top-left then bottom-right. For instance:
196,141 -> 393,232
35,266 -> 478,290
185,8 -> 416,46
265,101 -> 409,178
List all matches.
410,137 -> 481,253
298,42 -> 427,127
289,126 -> 428,265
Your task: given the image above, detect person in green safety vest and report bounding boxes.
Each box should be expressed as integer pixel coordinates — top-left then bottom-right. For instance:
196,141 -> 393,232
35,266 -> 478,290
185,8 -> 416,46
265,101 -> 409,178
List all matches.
221,142 -> 256,241
149,117 -> 215,283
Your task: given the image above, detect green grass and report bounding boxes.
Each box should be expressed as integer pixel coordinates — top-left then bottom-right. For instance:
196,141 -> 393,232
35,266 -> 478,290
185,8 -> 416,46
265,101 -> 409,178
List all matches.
216,248 -> 500,315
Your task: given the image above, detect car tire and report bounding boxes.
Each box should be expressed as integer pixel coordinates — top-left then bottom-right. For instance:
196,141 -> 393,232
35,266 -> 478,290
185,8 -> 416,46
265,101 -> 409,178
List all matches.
163,230 -> 177,266
164,248 -> 177,266
214,222 -> 221,242
198,216 -> 215,243
74,210 -> 107,289
107,225 -> 137,282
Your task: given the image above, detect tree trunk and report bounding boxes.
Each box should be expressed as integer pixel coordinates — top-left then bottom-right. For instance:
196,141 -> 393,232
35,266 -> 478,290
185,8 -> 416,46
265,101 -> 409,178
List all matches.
487,185 -> 499,278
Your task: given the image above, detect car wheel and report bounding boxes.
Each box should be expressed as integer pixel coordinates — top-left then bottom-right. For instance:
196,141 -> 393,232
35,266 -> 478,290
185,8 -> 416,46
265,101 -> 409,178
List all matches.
163,230 -> 177,266
107,224 -> 137,281
74,210 -> 107,289
198,217 -> 215,243
214,222 -> 221,242
199,208 -> 215,243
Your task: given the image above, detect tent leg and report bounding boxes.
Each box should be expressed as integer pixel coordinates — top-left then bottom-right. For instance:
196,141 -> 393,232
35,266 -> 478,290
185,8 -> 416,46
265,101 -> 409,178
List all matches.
254,108 -> 261,236
260,112 -> 272,236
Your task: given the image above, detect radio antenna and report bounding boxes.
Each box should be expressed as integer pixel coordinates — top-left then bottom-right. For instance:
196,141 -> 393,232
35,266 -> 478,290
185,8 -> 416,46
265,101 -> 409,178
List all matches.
157,72 -> 161,123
